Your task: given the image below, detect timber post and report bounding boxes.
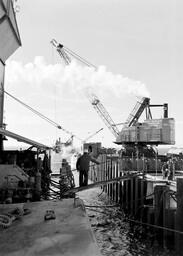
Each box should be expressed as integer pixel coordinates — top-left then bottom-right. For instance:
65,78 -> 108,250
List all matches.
154,184 -> 167,246
175,178 -> 183,253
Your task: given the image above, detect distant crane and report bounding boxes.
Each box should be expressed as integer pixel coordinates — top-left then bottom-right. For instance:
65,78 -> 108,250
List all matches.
50,39 -> 120,138
53,128 -> 103,153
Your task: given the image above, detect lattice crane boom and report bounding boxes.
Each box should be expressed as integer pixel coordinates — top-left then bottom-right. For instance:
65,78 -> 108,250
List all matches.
50,39 -> 71,65
88,93 -> 119,138
126,97 -> 151,127
51,39 -> 119,138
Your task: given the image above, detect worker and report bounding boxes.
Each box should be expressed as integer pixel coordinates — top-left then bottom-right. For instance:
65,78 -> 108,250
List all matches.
37,157 -> 43,172
167,158 -> 175,181
161,161 -> 169,179
42,152 -> 52,195
76,148 -> 100,187
88,145 -> 92,155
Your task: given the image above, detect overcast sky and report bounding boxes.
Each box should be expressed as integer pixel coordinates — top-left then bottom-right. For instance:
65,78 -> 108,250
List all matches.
4,0 -> 183,149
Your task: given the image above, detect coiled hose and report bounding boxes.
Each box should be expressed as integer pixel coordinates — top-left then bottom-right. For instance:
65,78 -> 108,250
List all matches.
0,207 -> 24,228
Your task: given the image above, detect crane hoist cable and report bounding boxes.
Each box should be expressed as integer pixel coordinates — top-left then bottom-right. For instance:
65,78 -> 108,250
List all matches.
50,39 -> 97,69
64,47 -> 97,69
3,89 -> 62,129
1,88 -> 81,140
83,127 -> 104,143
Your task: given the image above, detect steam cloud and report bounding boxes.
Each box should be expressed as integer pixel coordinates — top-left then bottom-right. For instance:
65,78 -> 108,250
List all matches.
5,56 -> 149,100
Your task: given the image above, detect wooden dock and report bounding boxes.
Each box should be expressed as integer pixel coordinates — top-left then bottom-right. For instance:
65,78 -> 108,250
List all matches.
86,153 -> 183,253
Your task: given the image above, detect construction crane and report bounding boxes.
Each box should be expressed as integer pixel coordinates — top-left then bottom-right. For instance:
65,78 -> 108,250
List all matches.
50,39 -> 120,138
125,97 -> 169,128
125,97 -> 151,127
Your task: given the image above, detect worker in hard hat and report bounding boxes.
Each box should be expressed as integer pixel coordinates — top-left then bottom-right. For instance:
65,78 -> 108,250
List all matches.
76,148 -> 100,187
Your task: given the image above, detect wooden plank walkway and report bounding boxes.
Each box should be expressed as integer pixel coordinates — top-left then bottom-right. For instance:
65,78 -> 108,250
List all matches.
64,173 -> 141,194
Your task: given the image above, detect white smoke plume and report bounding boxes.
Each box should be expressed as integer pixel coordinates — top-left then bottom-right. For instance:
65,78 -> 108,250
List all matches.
4,56 -> 150,147
5,56 -> 149,100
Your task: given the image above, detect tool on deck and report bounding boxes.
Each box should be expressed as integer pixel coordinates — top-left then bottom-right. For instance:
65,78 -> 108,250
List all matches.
44,210 -> 56,221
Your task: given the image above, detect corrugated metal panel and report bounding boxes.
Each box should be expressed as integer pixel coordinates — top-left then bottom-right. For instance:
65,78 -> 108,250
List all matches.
2,0 -> 8,9
130,127 -> 137,142
0,1 -> 5,18
116,118 -> 175,145
0,0 -> 21,62
162,119 -> 175,144
0,18 -> 19,61
8,0 -> 21,42
144,119 -> 163,128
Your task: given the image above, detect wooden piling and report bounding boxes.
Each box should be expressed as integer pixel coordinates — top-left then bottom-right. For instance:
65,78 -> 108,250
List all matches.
175,178 -> 183,252
140,179 -> 147,222
116,160 -> 120,203
112,161 -> 115,201
107,160 -> 110,197
154,184 -> 167,246
89,153 -> 180,249
109,159 -> 112,198
125,179 -> 129,213
130,178 -> 134,215
134,177 -> 139,217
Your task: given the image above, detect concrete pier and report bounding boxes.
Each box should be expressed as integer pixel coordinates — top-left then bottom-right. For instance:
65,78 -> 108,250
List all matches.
0,199 -> 101,256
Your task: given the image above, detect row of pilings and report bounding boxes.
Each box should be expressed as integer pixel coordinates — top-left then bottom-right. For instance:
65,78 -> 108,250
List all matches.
88,153 -> 183,254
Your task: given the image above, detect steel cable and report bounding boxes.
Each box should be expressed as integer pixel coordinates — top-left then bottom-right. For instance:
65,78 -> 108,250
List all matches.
1,88 -> 81,139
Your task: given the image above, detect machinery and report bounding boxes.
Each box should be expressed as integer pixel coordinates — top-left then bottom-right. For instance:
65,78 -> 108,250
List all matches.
53,136 -> 74,153
116,97 -> 175,146
0,0 -> 21,150
0,1 -> 53,203
0,146 -> 52,203
53,127 -> 103,154
51,39 -> 119,139
115,97 -> 175,173
51,39 -> 176,174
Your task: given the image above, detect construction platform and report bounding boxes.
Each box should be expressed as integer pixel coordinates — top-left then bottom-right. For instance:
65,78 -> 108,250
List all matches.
0,199 -> 101,256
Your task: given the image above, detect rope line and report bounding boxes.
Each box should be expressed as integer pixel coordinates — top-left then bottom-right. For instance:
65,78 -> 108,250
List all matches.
127,217 -> 183,236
